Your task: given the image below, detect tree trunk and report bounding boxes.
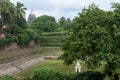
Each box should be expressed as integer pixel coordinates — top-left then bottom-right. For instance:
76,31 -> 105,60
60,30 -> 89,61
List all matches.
114,74 -> 119,80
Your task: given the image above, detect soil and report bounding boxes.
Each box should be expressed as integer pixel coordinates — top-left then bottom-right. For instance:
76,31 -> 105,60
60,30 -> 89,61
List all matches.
0,54 -> 44,76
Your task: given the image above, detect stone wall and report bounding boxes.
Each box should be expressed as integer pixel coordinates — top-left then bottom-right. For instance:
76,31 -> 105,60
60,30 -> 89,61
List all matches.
27,40 -> 35,47
0,40 -> 35,51
5,43 -> 20,50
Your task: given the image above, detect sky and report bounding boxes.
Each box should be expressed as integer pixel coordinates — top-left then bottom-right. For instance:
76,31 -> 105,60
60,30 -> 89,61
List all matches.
10,0 -> 120,21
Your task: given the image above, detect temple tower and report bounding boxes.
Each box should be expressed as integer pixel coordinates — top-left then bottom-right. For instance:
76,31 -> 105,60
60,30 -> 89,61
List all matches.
28,10 -> 36,24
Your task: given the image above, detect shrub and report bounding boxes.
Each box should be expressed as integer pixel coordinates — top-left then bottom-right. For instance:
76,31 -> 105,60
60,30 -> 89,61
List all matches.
0,75 -> 14,80
73,71 -> 105,80
16,32 -> 30,46
32,68 -> 68,80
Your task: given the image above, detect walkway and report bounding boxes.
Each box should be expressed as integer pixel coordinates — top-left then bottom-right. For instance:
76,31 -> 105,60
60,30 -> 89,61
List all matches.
0,55 -> 44,76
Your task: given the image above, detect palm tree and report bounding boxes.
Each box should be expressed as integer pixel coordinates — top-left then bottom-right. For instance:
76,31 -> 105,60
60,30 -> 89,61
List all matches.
15,2 -> 27,19
0,0 -> 14,26
11,2 -> 27,41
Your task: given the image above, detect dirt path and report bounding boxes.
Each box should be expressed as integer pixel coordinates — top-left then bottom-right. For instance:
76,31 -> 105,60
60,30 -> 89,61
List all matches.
0,46 -> 63,76
0,46 -> 62,76
0,54 -> 44,76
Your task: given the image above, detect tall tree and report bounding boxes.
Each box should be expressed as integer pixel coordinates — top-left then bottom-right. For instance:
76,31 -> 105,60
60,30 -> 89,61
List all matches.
59,16 -> 66,27
62,3 -> 120,80
15,2 -> 27,19
10,2 -> 27,42
32,15 -> 58,32
65,18 -> 72,30
0,0 -> 14,25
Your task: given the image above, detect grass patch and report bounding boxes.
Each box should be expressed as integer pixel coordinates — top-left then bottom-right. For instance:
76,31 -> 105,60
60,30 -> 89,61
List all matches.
0,55 -> 8,60
14,46 -> 104,78
31,49 -> 43,54
15,60 -> 100,77
15,60 -> 104,78
15,60 -> 75,77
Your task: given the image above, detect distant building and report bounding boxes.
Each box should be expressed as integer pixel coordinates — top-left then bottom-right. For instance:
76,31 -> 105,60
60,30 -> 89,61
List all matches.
28,10 -> 36,24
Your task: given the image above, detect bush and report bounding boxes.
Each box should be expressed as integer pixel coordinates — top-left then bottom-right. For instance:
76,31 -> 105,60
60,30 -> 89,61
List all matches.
16,32 -> 30,46
73,71 -> 105,80
32,68 -> 68,80
0,75 -> 15,80
0,34 -> 13,47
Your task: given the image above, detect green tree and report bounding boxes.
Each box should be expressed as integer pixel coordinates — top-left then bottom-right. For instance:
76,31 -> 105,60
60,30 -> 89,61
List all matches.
58,17 -> 72,30
59,16 -> 66,27
0,0 -> 14,26
62,4 -> 120,80
15,2 -> 27,19
0,0 -> 35,48
32,15 -> 58,32
65,18 -> 72,30
13,2 -> 27,29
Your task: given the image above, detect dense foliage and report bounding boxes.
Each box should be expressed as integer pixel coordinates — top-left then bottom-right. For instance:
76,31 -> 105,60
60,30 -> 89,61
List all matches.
0,75 -> 15,80
32,68 -> 68,80
72,71 -> 105,80
31,15 -> 58,32
29,15 -> 71,46
0,0 -> 37,47
58,17 -> 72,31
62,3 -> 120,80
0,70 -> 105,80
0,0 -> 72,48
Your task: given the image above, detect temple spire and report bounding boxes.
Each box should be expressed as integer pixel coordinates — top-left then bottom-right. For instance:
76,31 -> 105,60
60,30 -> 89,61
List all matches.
28,10 -> 36,24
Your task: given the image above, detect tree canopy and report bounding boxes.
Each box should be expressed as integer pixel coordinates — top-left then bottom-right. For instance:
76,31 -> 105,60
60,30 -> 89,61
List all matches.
31,15 -> 58,32
0,0 -> 34,47
62,3 -> 120,80
58,17 -> 72,30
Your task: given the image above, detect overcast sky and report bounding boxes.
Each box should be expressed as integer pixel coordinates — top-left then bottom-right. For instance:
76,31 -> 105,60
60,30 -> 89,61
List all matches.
10,0 -> 120,20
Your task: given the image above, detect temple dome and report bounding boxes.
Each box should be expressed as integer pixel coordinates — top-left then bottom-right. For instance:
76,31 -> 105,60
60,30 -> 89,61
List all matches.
28,10 -> 36,24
